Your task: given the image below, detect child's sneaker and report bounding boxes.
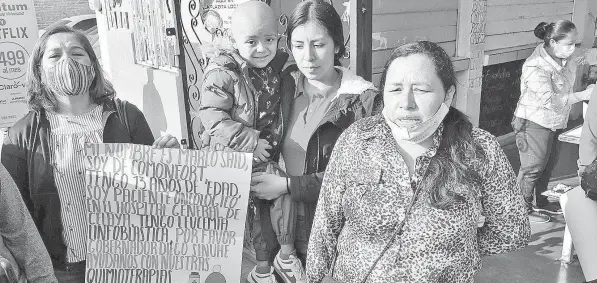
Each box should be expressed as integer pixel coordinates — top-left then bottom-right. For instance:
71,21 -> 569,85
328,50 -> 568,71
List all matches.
273,251 -> 305,283
247,266 -> 277,283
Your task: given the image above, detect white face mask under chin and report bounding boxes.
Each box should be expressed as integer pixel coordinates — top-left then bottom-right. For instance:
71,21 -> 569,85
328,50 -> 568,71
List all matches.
383,103 -> 450,144
553,43 -> 575,59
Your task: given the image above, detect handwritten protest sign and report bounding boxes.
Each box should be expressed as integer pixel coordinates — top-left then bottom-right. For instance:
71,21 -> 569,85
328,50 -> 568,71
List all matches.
0,0 -> 39,128
84,143 -> 251,283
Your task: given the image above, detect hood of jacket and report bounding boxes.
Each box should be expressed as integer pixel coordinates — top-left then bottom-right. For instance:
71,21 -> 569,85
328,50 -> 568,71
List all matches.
287,66 -> 377,102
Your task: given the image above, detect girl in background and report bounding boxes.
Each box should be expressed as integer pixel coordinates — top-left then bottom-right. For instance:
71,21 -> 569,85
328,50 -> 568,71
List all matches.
513,20 -> 594,223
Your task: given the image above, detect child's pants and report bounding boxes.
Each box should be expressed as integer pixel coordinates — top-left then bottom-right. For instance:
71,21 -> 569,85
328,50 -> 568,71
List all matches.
250,161 -> 297,262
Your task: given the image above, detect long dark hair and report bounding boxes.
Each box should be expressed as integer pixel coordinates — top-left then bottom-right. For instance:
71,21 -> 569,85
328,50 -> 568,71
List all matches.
286,0 -> 345,66
534,20 -> 576,46
379,41 -> 485,209
26,26 -> 115,111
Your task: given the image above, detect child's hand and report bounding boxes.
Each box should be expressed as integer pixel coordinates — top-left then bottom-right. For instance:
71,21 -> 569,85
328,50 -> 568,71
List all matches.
253,139 -> 272,162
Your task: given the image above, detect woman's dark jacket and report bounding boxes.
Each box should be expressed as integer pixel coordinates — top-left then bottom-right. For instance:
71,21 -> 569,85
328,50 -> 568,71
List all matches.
1,99 -> 154,269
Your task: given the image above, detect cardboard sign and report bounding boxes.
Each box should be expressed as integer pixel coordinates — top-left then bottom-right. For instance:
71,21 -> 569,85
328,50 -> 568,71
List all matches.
0,0 -> 39,128
84,143 -> 251,283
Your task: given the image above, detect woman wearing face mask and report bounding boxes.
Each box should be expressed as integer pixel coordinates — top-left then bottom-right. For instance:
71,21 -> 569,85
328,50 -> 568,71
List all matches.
513,20 -> 595,224
248,1 -> 380,280
306,41 -> 530,283
1,26 -> 179,283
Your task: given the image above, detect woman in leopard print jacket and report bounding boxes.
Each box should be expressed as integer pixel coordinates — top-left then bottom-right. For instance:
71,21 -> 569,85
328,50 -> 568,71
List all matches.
306,41 -> 531,283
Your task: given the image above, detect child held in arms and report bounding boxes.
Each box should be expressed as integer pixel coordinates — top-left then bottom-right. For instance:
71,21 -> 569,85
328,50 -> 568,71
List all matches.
198,1 -> 304,283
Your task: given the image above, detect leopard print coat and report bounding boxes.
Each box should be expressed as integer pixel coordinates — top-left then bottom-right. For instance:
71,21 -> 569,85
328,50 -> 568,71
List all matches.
306,115 -> 531,283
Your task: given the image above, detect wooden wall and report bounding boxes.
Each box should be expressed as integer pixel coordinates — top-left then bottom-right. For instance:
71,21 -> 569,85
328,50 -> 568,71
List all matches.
371,0 -> 459,84
485,0 -> 574,52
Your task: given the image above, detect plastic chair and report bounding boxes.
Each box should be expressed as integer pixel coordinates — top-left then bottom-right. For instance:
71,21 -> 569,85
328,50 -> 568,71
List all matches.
561,186 -> 597,281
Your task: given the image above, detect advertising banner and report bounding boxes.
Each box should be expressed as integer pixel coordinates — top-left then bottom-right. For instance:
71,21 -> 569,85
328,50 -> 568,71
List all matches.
0,0 -> 39,128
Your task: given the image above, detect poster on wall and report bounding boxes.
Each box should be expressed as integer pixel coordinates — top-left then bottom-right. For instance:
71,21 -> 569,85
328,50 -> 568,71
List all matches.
84,143 -> 251,283
130,0 -> 178,70
0,0 -> 39,128
201,0 -> 253,34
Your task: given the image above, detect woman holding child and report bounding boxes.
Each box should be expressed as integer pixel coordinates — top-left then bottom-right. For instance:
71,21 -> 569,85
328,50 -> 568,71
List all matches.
247,1 -> 379,282
1,26 -> 179,282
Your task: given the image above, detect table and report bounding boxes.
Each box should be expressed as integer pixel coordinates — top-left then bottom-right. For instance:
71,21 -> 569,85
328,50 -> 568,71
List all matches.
558,124 -> 582,144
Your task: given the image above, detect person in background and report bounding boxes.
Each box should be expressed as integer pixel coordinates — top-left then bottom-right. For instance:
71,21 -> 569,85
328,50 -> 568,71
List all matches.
306,41 -> 530,282
1,26 -> 179,283
196,2 -> 303,282
574,86 -> 597,283
249,0 -> 379,280
579,86 -> 597,176
513,20 -> 595,223
1,162 -> 57,283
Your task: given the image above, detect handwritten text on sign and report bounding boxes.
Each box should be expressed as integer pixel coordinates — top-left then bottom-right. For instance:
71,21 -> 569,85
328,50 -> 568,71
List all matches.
84,143 -> 251,283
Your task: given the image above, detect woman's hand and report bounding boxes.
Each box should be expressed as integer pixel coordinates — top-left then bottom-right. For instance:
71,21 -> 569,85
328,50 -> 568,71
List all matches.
583,84 -> 596,100
251,172 -> 288,200
571,84 -> 596,103
153,134 -> 181,148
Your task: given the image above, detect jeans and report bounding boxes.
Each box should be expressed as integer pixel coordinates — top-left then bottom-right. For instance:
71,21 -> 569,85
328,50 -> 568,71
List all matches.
513,117 -> 562,213
54,261 -> 86,283
251,161 -> 297,262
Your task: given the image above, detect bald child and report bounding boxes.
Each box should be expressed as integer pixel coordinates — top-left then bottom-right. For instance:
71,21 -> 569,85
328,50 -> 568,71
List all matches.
197,2 -> 304,283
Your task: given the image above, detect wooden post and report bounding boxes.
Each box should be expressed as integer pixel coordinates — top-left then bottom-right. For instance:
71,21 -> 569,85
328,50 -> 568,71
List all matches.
569,0 -> 592,121
573,0 -> 590,44
350,0 -> 372,81
455,0 -> 487,126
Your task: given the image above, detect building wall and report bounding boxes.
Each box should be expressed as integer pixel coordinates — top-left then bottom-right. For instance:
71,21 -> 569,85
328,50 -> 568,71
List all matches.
370,0 -> 460,81
34,0 -> 93,28
95,0 -> 188,142
485,0 -> 574,52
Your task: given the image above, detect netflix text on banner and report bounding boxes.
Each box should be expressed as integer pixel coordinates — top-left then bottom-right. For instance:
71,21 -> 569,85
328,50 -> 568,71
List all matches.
0,0 -> 39,128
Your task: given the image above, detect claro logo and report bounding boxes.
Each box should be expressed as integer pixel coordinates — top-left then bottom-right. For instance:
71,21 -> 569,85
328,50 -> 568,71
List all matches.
0,3 -> 28,12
